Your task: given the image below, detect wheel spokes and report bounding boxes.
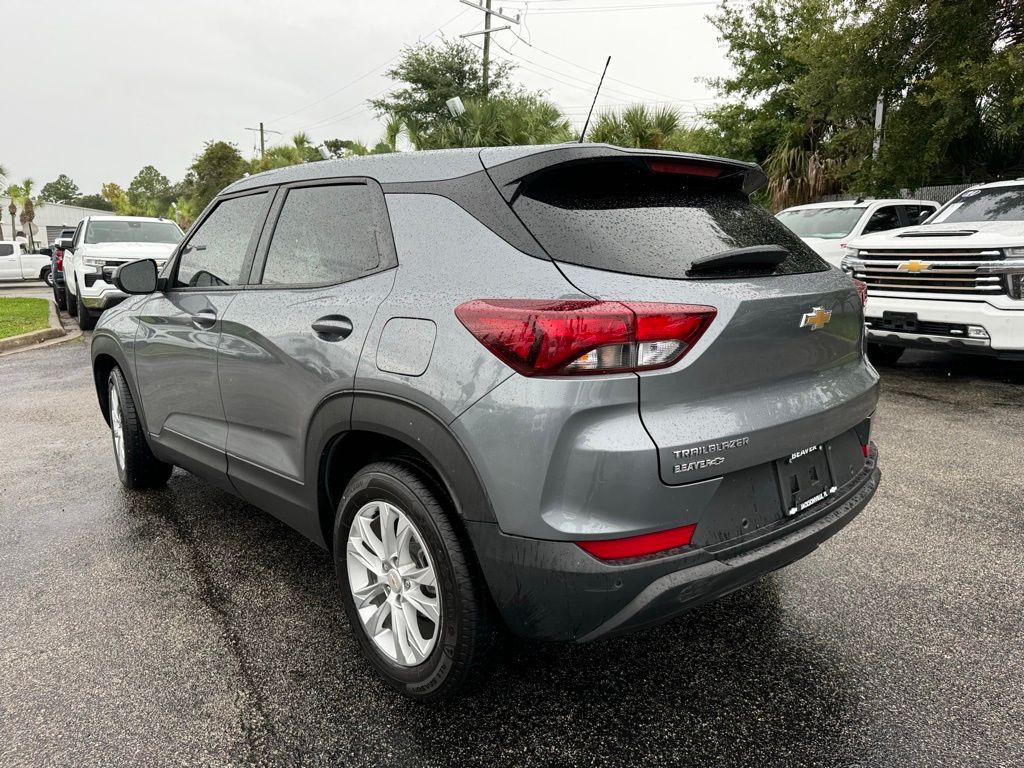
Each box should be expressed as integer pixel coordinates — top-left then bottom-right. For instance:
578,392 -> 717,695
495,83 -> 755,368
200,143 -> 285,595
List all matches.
403,588 -> 440,624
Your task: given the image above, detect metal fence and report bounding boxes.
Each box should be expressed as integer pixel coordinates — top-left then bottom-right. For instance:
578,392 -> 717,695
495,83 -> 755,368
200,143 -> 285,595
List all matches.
818,183 -> 976,205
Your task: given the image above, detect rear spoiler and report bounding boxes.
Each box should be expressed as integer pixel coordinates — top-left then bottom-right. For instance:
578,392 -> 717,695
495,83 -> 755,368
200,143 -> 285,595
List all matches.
479,144 -> 768,201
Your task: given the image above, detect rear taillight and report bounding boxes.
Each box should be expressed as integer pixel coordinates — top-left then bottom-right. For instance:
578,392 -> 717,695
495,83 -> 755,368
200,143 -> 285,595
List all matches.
577,524 -> 697,560
852,278 -> 868,306
455,299 -> 716,376
56,251 -> 64,271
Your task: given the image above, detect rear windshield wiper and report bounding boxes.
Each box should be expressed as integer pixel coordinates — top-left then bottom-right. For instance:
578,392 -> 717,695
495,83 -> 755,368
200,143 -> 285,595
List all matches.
687,245 -> 789,275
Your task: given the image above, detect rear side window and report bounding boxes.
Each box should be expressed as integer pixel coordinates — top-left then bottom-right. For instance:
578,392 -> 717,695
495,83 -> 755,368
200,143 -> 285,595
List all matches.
0,244 -> 13,256
862,206 -> 901,234
175,193 -> 268,288
512,160 -> 826,279
260,184 -> 379,285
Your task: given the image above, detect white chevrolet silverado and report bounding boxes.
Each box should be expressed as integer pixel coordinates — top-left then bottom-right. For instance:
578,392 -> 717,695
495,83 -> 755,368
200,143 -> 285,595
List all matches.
64,215 -> 183,330
843,180 -> 1024,364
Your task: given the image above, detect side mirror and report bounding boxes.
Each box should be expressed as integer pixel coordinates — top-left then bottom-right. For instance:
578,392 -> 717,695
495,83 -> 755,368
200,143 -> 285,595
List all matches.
113,258 -> 158,295
39,247 -> 52,257
917,210 -> 931,224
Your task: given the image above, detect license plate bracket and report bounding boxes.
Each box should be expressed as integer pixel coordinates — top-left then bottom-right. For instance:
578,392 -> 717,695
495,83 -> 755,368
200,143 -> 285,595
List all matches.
775,445 -> 837,517
882,310 -> 918,332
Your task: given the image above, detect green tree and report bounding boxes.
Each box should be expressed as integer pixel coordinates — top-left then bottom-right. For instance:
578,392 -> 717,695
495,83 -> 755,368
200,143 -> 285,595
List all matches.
404,94 -> 572,150
184,141 -> 249,213
5,179 -> 43,250
252,132 -> 323,172
101,183 -> 131,214
0,162 -> 7,238
127,165 -> 173,215
76,193 -> 114,211
369,39 -> 517,124
39,174 -> 81,204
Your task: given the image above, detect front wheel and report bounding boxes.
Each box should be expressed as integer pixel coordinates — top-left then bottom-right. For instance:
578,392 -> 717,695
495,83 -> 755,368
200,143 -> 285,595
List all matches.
868,343 -> 904,367
41,267 -> 53,287
76,289 -> 96,330
334,461 -> 493,701
107,366 -> 173,488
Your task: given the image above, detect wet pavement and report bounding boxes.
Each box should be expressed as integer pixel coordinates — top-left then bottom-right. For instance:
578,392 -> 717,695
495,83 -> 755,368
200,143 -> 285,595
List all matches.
1,340 -> 1022,767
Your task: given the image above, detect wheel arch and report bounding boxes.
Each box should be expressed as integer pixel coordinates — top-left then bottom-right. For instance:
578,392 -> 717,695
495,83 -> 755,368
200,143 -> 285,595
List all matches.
308,392 -> 496,552
91,334 -> 146,432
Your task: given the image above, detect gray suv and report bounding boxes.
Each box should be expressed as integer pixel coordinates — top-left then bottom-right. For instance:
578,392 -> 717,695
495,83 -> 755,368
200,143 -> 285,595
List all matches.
91,145 -> 881,700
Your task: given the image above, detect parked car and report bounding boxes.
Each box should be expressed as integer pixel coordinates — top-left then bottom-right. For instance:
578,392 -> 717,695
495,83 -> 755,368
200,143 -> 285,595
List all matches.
64,215 -> 184,330
777,198 -> 939,268
91,146 -> 881,700
51,227 -> 77,311
843,179 -> 1024,364
0,239 -> 53,285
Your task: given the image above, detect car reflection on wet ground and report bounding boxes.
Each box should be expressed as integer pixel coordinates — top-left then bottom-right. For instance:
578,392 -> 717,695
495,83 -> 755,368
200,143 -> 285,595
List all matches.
1,340 -> 1022,767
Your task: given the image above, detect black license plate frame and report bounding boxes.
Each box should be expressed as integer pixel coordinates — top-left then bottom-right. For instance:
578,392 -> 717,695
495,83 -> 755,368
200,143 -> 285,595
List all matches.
775,445 -> 838,517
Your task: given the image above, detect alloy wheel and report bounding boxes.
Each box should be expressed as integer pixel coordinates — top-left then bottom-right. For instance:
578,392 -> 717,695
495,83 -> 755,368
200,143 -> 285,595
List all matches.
346,500 -> 441,666
109,384 -> 125,470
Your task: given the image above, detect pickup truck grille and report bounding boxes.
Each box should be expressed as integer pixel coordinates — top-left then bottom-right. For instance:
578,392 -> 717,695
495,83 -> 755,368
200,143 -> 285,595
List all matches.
847,248 -> 1011,297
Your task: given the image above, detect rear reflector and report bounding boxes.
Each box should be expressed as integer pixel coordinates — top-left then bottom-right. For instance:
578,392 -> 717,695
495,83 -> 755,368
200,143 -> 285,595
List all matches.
455,299 -> 716,376
647,160 -> 723,178
577,524 -> 697,560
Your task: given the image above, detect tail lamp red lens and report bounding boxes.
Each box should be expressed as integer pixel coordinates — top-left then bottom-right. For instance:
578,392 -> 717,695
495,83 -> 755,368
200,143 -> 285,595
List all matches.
455,299 -> 716,377
577,524 -> 697,560
852,278 -> 868,306
56,252 -> 64,271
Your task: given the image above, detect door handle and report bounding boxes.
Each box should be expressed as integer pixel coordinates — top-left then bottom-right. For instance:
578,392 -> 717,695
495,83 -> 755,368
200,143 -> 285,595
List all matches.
191,308 -> 217,330
311,315 -> 353,341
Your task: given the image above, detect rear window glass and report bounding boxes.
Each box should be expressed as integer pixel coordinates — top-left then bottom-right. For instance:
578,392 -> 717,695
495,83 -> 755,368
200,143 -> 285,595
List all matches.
513,160 -> 827,279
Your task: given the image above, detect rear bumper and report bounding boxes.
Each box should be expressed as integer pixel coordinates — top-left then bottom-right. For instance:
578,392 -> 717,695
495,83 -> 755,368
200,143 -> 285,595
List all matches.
864,295 -> 1024,357
468,447 -> 879,642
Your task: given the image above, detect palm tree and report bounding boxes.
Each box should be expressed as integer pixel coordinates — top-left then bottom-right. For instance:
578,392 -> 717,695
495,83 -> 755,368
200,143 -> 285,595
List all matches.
7,179 -> 42,250
587,105 -> 685,149
404,95 -> 572,150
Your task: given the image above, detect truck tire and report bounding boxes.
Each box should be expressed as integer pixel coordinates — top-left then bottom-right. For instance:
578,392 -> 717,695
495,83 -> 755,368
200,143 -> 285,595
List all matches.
65,285 -> 77,317
40,267 -> 53,287
76,290 -> 97,330
107,366 -> 173,489
868,343 -> 904,367
53,280 -> 67,311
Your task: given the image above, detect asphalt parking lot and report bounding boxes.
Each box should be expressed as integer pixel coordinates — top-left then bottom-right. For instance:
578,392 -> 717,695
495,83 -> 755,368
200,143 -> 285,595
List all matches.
1,336 -> 1023,767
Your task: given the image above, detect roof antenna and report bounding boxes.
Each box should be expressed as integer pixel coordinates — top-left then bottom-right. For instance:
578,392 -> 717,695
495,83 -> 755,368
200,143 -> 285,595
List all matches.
579,56 -> 611,143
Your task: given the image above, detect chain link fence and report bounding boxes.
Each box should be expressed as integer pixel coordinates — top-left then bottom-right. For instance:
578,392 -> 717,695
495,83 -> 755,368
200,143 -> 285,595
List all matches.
818,183 -> 976,205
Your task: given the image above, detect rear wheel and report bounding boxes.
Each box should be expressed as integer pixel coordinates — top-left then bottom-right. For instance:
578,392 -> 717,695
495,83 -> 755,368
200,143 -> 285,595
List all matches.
334,461 -> 492,701
65,285 -> 77,317
868,343 -> 904,367
76,289 -> 96,330
107,366 -> 173,488
53,281 -> 67,311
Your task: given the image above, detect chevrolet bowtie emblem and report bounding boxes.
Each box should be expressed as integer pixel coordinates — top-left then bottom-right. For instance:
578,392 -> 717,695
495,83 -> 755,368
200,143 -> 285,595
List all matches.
800,307 -> 832,331
898,260 -> 930,273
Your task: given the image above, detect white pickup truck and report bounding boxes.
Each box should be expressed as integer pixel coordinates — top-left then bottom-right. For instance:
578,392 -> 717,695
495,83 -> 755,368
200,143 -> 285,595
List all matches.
64,215 -> 183,330
843,179 -> 1024,364
0,240 -> 53,285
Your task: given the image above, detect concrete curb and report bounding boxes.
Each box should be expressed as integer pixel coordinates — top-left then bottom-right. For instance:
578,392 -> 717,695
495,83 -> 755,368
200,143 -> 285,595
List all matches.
0,298 -> 68,355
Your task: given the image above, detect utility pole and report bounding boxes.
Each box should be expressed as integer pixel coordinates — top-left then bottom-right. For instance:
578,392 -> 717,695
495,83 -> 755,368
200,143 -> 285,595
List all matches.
482,0 -> 492,97
459,1 -> 519,98
259,121 -> 266,159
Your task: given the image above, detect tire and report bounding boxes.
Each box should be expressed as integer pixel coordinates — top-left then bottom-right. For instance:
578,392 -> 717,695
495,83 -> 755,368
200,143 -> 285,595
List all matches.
107,366 -> 173,489
868,343 -> 904,367
334,461 -> 493,701
65,285 -> 77,317
53,281 -> 67,311
76,289 -> 97,330
41,267 -> 53,287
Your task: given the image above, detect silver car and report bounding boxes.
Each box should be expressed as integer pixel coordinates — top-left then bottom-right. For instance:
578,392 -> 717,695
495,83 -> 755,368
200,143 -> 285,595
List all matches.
91,145 -> 881,700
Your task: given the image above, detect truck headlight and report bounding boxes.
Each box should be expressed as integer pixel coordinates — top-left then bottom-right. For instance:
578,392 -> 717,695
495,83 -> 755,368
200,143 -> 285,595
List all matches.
83,256 -> 105,267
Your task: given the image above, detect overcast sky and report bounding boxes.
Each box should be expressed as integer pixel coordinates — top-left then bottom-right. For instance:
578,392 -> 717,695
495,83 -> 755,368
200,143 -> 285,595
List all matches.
3,0 -> 733,194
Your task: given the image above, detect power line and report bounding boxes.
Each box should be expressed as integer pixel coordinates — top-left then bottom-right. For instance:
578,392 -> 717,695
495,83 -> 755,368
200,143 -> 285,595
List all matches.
267,8 -> 472,127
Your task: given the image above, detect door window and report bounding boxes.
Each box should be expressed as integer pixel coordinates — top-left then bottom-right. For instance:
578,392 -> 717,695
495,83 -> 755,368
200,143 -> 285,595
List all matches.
0,244 -> 13,256
901,204 -> 936,225
260,184 -> 379,285
862,206 -> 901,234
175,193 -> 268,288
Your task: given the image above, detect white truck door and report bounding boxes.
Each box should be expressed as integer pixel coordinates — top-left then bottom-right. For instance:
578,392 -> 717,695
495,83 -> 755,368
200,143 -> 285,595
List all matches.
0,243 -> 18,279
